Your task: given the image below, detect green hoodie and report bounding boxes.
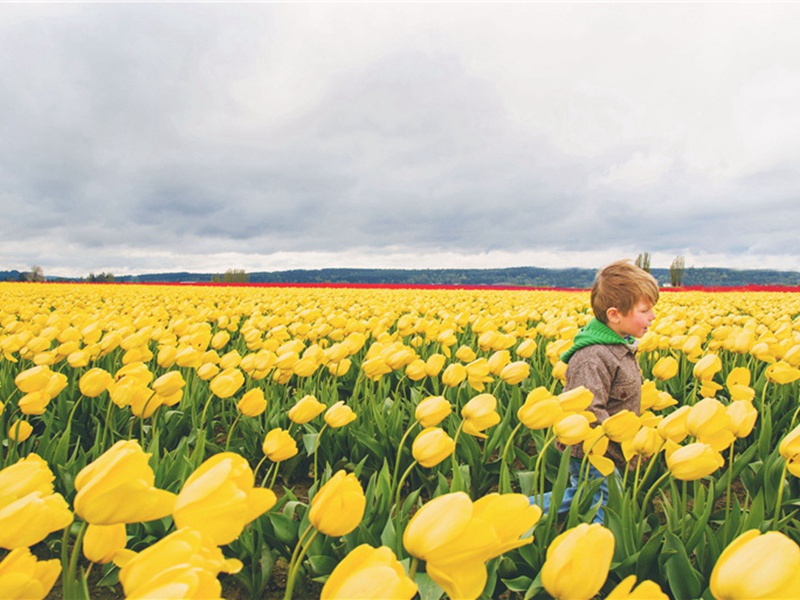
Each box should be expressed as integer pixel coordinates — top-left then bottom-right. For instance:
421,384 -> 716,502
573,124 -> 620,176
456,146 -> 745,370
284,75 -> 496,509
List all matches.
560,318 -> 635,364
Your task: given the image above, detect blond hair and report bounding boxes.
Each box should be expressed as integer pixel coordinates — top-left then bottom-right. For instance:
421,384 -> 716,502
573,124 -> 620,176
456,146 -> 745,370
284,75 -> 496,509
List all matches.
591,260 -> 659,323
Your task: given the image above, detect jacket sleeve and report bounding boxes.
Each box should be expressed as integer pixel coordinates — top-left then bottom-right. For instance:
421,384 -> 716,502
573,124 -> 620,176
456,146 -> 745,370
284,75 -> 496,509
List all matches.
564,348 -> 614,424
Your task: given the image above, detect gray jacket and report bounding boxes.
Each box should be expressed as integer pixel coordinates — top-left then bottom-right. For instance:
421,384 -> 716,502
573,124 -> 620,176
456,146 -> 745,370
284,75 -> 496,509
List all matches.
560,342 -> 642,467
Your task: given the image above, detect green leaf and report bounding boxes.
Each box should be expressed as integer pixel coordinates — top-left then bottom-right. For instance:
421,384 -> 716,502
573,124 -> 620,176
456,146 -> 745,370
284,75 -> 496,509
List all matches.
516,471 -> 537,497
414,571 -> 445,600
302,433 -> 319,455
267,513 -> 298,546
351,428 -> 386,461
502,576 -> 534,593
308,554 -> 337,576
660,531 -> 702,600
380,515 -> 396,549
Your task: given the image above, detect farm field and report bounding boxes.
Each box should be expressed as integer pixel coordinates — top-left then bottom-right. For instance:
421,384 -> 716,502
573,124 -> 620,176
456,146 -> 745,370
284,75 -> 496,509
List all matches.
2,282 -> 800,599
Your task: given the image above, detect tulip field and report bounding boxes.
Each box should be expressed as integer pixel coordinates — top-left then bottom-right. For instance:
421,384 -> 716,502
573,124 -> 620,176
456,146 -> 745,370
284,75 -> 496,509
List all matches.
3,281 -> 800,599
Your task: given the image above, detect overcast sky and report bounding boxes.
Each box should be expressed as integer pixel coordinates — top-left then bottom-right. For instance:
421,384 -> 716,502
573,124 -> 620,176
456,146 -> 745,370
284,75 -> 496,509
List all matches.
3,2 -> 800,278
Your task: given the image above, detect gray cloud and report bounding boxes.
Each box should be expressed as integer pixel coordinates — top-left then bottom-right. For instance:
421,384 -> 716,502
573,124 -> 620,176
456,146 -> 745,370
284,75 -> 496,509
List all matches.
2,3 -> 800,276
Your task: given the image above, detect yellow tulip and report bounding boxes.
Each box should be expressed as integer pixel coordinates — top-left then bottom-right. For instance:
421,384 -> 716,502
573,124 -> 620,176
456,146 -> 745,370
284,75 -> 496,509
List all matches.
415,395 -> 452,428
765,361 -> 800,384
487,350 -> 511,375
73,440 -> 176,524
666,442 -> 724,480
43,371 -> 68,399
362,356 -> 392,381
156,345 -> 177,368
209,367 -> 245,398
461,393 -> 501,439
602,410 -> 641,443
425,353 -> 447,377
515,338 -> 537,359
652,356 -> 679,380
517,397 -> 562,430
710,530 -> 800,599
630,426 -> 662,458
541,523 -> 615,600
211,330 -> 230,350
441,363 -> 467,387
14,365 -> 52,394
175,346 -> 202,369
328,359 -> 351,378
412,427 -> 455,468
0,489 -> 73,550
151,370 -> 186,397
726,367 -> 751,388
127,387 -> 162,419
321,544 -> 417,600
499,361 -> 530,385
196,362 -> 220,381
725,401 -> 758,438
17,391 -> 51,416
779,423 -> 800,459
728,383 -> 755,402
686,398 -> 729,439
288,394 -> 326,424
293,355 -> 319,377
0,454 -> 54,500
309,470 -> 366,537
324,401 -> 357,428
77,367 -> 114,397
455,345 -> 477,362
699,379 -> 723,399
174,453 -> 277,545
554,413 -> 592,446
403,492 -> 539,600
405,359 -> 427,381
262,428 -> 298,462
116,527 -> 241,599
693,353 -> 722,380
0,548 -> 61,600
67,349 -> 91,368
551,360 -> 568,381
83,523 -> 127,564
8,420 -> 33,443
607,575 -> 669,599
237,388 -> 267,417
557,386 -> 593,412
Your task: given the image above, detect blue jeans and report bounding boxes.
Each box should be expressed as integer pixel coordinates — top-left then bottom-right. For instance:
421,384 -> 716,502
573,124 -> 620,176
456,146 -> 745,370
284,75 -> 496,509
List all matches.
529,457 -> 613,524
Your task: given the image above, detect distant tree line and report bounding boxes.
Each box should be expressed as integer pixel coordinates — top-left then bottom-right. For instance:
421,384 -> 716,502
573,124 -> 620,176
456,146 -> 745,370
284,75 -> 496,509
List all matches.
2,264 -> 800,287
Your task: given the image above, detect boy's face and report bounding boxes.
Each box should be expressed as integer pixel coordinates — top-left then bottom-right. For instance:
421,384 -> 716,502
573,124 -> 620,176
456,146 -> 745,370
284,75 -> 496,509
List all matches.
606,298 -> 655,339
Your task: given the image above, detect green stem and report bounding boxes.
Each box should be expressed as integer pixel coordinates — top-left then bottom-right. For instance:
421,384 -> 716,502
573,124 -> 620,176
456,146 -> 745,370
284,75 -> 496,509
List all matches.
534,430 -> 556,503
499,423 -> 522,493
408,556 -> 419,580
99,400 -> 115,453
66,394 -> 86,427
392,420 -> 420,494
284,528 -> 319,600
269,461 -> 281,490
63,521 -> 89,600
225,414 -> 242,452
313,424 -> 328,483
640,471 -> 671,517
725,443 -> 736,528
393,461 -> 417,518
773,462 -> 789,530
253,455 -> 268,485
394,460 -> 418,556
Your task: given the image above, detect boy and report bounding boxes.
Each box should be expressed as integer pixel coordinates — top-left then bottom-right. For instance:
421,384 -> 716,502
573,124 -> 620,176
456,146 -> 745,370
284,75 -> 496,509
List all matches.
532,259 -> 658,523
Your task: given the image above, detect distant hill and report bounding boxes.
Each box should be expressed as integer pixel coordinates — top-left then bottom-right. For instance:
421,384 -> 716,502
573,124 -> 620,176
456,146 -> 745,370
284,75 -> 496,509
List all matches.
6,266 -> 800,288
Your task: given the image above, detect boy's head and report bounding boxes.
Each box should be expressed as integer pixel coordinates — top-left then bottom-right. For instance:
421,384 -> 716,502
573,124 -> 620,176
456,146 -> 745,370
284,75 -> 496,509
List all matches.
591,260 -> 659,329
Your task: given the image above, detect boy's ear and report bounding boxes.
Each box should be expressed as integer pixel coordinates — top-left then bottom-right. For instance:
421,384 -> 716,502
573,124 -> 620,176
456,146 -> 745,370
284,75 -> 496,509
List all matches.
606,307 -> 621,323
